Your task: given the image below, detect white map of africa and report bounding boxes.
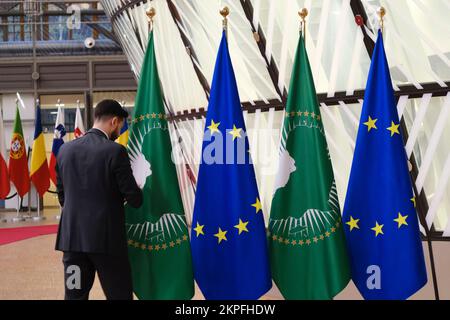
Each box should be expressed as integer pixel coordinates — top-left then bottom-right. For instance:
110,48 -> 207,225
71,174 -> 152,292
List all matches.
130,151 -> 152,189
273,149 -> 296,194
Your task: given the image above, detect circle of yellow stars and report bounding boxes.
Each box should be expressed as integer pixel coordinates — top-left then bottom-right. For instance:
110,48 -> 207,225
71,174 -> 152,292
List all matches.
284,109 -> 322,121
345,205 -> 411,237
127,234 -> 189,253
193,197 -> 262,244
268,220 -> 342,247
132,112 -> 168,124
348,116 -> 407,237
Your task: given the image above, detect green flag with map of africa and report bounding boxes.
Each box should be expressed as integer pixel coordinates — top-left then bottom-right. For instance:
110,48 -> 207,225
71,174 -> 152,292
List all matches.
268,34 -> 350,299
125,31 -> 194,300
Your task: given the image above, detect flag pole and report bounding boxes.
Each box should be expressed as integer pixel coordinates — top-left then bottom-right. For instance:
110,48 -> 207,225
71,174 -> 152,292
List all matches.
33,195 -> 45,221
377,7 -> 385,35
146,7 -> 155,32
378,6 -> 440,300
299,8 -> 308,40
55,206 -> 61,220
25,144 -> 32,220
220,6 -> 229,38
11,195 -> 25,222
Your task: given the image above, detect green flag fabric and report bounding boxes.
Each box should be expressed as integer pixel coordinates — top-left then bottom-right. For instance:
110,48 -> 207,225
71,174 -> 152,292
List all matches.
125,31 -> 194,300
268,34 -> 350,299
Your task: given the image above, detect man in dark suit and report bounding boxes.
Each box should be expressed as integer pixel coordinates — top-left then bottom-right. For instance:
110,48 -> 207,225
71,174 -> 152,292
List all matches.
55,99 -> 143,300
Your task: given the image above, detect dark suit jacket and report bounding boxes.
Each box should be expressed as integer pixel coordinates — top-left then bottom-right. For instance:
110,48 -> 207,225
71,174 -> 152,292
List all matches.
55,128 -> 143,255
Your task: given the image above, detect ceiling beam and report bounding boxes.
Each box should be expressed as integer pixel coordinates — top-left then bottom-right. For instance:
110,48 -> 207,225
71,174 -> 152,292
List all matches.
169,81 -> 450,121
110,0 -> 148,23
0,9 -> 105,17
166,0 -> 210,101
349,0 -> 375,57
240,0 -> 286,102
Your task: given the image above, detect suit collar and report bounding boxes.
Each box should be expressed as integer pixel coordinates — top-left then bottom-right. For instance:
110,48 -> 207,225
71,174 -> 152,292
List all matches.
87,128 -> 109,140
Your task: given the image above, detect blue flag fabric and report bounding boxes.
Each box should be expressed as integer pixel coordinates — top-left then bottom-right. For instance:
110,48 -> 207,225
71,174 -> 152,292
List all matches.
191,31 -> 272,300
343,30 -> 427,300
120,119 -> 128,135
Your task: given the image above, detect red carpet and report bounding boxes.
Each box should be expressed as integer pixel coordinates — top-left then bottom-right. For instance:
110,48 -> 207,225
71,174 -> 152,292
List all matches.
0,224 -> 58,246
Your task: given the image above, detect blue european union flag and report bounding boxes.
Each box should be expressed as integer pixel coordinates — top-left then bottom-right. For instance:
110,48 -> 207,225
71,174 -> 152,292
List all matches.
191,31 -> 272,299
343,30 -> 427,300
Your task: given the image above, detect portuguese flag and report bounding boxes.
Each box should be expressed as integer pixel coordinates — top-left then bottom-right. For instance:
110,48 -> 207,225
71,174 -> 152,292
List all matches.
125,31 -> 194,299
9,106 -> 30,198
268,34 -> 350,299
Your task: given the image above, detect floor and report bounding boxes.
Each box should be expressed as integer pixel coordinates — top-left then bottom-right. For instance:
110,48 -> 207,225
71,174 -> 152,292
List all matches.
0,210 -> 448,300
0,232 -> 285,300
0,207 -> 62,229
0,209 -> 257,300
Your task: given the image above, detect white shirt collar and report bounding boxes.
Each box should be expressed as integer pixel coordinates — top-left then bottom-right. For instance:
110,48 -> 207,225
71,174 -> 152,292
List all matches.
95,127 -> 109,140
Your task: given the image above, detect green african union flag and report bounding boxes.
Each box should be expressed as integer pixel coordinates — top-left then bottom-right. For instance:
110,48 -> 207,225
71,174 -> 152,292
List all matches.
125,31 -> 194,300
268,34 -> 350,299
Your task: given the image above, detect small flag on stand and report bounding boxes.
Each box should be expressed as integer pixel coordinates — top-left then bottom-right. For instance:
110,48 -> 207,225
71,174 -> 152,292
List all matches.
9,104 -> 30,198
74,103 -> 85,139
30,101 -> 50,197
49,104 -> 66,185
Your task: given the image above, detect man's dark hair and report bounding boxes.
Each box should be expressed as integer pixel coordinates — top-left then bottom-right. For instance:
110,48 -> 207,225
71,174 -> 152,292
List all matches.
94,99 -> 129,121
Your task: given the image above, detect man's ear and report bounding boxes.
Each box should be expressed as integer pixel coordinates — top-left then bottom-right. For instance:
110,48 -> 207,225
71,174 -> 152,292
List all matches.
111,116 -> 119,126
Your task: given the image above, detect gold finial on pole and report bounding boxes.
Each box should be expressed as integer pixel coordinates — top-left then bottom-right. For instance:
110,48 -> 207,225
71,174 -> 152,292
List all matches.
220,6 -> 229,37
298,8 -> 308,39
146,7 -> 156,31
377,6 -> 386,34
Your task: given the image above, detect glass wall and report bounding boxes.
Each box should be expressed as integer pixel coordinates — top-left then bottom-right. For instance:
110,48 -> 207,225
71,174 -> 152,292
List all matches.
40,93 -> 85,133
93,91 -> 136,123
0,1 -> 118,57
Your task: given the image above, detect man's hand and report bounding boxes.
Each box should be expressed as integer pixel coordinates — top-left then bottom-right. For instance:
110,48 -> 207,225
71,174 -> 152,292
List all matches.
113,146 -> 143,208
130,151 -> 152,190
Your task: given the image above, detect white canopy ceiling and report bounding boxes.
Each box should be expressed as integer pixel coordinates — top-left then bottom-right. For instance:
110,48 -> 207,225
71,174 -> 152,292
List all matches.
101,0 -> 449,113
100,0 -> 450,235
